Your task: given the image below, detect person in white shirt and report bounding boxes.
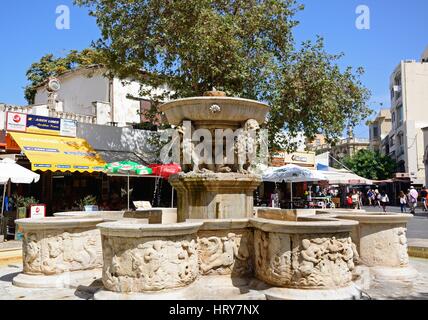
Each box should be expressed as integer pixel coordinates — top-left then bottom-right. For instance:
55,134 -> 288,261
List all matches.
380,191 -> 390,213
409,186 -> 419,214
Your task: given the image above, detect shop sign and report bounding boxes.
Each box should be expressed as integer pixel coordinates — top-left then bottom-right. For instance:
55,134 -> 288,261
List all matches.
60,119 -> 77,137
26,115 -> 77,137
7,113 -> 77,138
30,204 -> 46,219
6,112 -> 27,132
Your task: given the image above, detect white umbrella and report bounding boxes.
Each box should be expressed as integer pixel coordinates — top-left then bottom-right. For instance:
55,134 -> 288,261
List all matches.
319,168 -> 372,185
0,158 -> 40,217
262,164 -> 327,208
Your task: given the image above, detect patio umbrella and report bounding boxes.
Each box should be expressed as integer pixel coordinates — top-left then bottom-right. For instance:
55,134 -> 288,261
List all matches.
0,158 -> 40,218
262,164 -> 327,209
104,161 -> 153,210
149,163 -> 181,179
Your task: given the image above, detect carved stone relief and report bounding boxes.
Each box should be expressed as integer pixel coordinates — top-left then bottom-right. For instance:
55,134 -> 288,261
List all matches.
254,230 -> 357,289
102,234 -> 199,293
22,228 -> 102,275
197,229 -> 253,276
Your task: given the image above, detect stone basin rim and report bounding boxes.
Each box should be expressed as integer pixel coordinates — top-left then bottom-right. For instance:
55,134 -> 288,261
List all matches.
160,96 -> 269,111
333,213 -> 413,224
16,216 -> 104,230
250,217 -> 358,233
97,221 -> 203,237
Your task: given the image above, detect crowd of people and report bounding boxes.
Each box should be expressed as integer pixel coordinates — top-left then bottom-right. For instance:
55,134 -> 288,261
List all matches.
359,186 -> 428,214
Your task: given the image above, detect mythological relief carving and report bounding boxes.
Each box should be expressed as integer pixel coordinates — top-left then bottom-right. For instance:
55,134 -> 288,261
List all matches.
397,227 -> 409,267
254,230 -> 357,289
22,228 -> 102,275
177,118 -> 261,174
102,235 -> 199,293
197,231 -> 253,276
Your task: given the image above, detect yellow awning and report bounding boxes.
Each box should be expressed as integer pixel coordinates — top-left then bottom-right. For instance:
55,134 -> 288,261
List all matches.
9,132 -> 106,173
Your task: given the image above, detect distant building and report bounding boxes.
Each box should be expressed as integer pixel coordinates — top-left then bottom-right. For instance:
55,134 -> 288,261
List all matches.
306,134 -> 327,151
422,126 -> 428,186
387,47 -> 428,185
308,131 -> 369,167
0,66 -> 167,131
368,109 -> 392,153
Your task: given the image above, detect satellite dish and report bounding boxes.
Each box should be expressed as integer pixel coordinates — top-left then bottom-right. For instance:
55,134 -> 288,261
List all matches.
47,78 -> 61,92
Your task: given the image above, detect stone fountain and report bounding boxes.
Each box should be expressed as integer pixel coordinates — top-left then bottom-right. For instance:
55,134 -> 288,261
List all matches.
11,92 -> 418,300
162,90 -> 269,222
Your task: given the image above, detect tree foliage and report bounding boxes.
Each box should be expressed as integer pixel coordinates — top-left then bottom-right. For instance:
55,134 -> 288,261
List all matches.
25,49 -> 105,104
343,149 -> 397,180
73,0 -> 371,150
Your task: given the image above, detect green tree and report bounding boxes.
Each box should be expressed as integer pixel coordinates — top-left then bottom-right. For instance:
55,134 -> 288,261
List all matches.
75,0 -> 371,150
25,49 -> 105,104
343,149 -> 397,180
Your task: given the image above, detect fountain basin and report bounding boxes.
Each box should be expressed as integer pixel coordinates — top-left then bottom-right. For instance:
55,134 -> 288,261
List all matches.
250,217 -> 359,291
16,216 -> 105,276
98,221 -> 203,293
160,96 -> 269,126
334,213 -> 413,266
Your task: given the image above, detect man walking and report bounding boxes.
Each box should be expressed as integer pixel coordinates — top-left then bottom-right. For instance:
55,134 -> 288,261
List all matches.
409,186 -> 419,214
421,187 -> 428,212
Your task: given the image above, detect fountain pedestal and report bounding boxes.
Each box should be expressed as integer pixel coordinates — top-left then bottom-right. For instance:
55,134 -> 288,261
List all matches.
170,172 -> 261,222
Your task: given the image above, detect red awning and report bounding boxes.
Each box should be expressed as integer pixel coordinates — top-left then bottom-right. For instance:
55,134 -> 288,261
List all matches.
149,163 -> 181,179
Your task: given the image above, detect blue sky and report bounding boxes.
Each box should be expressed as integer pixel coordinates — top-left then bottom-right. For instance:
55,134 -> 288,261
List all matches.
0,0 -> 427,138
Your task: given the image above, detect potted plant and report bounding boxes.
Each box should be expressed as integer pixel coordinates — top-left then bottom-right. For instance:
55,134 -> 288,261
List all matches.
13,194 -> 39,219
75,195 -> 98,212
13,194 -> 39,240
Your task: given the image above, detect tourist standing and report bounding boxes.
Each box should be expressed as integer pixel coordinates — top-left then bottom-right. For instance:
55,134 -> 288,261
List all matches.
409,186 -> 419,214
367,189 -> 373,206
421,187 -> 428,212
351,190 -> 359,209
374,189 -> 381,207
399,191 -> 407,213
380,191 -> 389,213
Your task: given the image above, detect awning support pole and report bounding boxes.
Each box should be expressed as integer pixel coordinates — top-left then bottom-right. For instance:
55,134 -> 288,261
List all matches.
1,182 -> 7,217
127,175 -> 130,211
171,187 -> 174,208
290,182 -> 293,209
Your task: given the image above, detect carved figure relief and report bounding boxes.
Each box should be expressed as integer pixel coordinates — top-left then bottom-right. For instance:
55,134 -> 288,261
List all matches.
198,231 -> 253,276
254,231 -> 356,289
22,228 -> 102,275
102,235 -> 199,293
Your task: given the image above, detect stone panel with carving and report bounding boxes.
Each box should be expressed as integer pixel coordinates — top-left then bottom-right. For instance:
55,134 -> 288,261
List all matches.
197,230 -> 253,276
102,235 -> 199,293
22,228 -> 102,275
254,230 -> 358,289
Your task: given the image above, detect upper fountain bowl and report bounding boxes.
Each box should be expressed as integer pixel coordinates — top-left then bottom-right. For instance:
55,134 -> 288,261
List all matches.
159,96 -> 269,126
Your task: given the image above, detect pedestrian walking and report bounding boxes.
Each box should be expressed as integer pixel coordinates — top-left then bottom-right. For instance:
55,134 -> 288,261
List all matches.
421,187 -> 428,212
379,191 -> 389,213
367,189 -> 373,206
399,191 -> 407,213
374,189 -> 381,207
351,190 -> 359,209
409,186 -> 419,214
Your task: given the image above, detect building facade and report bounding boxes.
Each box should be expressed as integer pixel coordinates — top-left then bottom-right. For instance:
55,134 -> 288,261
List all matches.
4,67 -> 167,128
368,109 -> 392,153
387,50 -> 428,185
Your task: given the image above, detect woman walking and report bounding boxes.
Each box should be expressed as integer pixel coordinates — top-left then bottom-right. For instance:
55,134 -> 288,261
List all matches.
399,191 -> 407,213
379,191 -> 389,213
